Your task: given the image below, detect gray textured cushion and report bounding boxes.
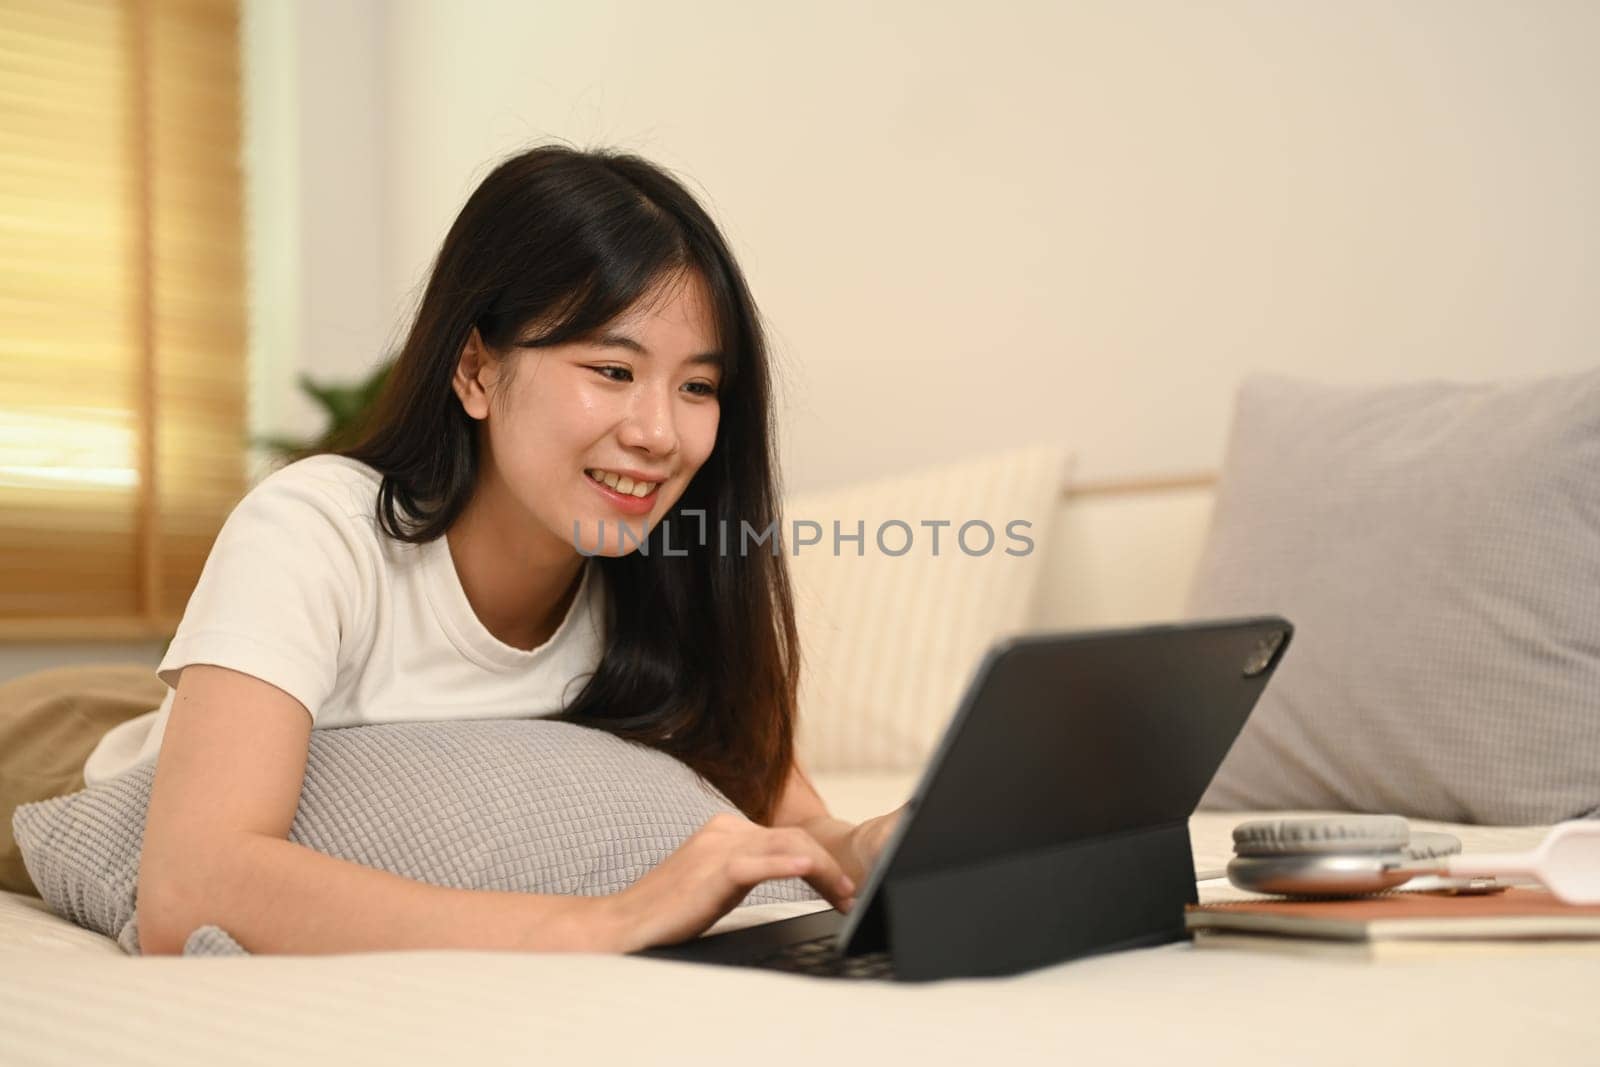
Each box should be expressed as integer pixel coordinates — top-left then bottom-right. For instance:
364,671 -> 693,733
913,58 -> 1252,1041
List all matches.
1189,369 -> 1600,824
13,720 -> 818,955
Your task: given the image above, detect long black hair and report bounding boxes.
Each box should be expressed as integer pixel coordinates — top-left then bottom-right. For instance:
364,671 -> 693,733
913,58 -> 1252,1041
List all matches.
340,144 -> 799,824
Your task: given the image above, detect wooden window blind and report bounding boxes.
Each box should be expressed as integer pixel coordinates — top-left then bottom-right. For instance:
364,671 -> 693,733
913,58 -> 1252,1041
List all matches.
0,0 -> 246,640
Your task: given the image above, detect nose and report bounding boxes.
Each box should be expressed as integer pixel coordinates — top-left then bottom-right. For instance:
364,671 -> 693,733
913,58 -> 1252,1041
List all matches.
616,382 -> 679,458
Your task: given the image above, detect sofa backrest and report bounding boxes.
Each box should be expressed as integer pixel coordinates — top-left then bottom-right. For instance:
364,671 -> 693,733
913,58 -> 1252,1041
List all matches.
1025,477 -> 1216,633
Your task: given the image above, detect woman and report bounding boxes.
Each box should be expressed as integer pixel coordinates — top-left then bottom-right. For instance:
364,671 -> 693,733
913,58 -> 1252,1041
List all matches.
98,144 -> 904,955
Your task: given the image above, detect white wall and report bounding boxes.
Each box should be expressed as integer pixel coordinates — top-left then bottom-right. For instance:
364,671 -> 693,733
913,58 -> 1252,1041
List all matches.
372,0 -> 1600,492
248,0 -> 395,473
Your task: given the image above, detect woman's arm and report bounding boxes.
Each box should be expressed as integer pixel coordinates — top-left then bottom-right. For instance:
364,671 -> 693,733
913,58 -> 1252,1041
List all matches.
141,827 -> 618,956
136,665 -> 623,956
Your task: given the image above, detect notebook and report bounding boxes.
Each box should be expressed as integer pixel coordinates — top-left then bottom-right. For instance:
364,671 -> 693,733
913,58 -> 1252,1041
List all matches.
1186,887 -> 1600,959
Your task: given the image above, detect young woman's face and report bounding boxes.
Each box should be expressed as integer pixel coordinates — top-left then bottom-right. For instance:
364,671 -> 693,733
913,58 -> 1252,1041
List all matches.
463,269 -> 724,560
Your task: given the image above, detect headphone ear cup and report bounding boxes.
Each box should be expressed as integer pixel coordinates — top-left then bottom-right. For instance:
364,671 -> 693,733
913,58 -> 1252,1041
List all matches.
1232,815 -> 1411,857
1404,830 -> 1462,861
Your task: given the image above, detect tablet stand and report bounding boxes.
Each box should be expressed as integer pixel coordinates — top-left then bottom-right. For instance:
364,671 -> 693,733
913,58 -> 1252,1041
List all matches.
876,820 -> 1197,981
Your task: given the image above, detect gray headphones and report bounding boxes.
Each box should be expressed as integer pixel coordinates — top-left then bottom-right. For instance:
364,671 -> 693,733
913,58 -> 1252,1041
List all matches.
1229,816 -> 1600,902
1227,815 -> 1470,897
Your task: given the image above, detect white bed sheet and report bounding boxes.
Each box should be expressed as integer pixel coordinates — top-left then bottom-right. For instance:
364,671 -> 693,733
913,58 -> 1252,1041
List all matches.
3,772 -> 1594,1067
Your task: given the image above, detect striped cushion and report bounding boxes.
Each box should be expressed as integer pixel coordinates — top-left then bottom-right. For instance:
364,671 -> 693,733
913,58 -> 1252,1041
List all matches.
787,445 -> 1069,772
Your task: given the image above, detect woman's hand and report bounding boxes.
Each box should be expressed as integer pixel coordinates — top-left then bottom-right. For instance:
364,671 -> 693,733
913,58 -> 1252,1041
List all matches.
846,801 -> 909,880
600,811 -> 859,954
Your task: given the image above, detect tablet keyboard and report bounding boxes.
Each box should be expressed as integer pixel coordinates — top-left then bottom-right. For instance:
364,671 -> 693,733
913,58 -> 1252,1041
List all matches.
753,934 -> 896,979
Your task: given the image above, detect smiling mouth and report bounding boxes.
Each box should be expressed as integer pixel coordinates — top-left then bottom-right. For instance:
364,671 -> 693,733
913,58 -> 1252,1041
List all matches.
584,468 -> 660,498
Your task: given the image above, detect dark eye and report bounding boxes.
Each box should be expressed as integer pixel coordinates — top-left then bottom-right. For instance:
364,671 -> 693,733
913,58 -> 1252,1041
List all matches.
591,365 -> 632,383
684,381 -> 719,398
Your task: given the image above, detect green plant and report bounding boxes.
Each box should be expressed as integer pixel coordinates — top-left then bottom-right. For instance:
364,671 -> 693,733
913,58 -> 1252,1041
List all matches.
255,359 -> 394,461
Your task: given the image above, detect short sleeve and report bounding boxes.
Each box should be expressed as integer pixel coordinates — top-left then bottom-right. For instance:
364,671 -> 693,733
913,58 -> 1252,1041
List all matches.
157,461 -> 374,722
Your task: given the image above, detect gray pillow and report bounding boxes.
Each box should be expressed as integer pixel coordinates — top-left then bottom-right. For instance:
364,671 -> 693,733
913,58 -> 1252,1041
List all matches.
13,719 -> 819,955
1188,369 -> 1600,825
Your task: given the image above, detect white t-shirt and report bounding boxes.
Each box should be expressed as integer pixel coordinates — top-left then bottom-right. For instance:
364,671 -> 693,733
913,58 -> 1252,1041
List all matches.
83,454 -> 607,787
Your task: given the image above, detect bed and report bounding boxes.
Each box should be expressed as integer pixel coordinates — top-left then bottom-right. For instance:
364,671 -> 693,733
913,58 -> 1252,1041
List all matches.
2,794 -> 1589,1066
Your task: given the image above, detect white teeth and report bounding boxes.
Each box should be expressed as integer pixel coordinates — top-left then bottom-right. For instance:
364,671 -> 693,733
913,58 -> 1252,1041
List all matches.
586,469 -> 658,497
